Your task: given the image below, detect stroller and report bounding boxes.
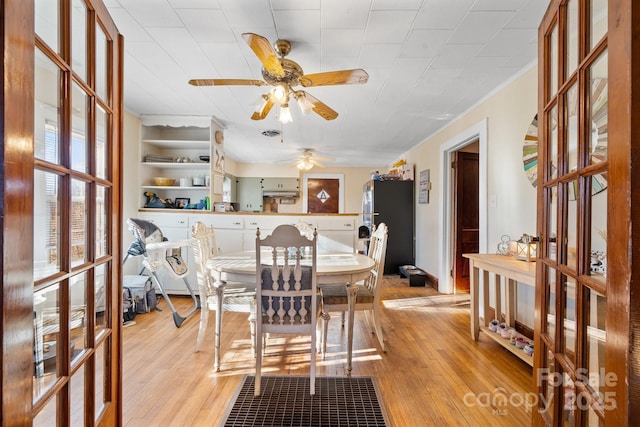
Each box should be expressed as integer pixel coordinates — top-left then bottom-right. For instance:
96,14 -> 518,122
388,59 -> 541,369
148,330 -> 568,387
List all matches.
124,218 -> 200,327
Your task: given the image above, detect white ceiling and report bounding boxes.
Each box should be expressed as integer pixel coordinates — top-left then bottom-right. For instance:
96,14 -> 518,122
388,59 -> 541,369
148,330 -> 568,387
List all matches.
104,0 -> 549,167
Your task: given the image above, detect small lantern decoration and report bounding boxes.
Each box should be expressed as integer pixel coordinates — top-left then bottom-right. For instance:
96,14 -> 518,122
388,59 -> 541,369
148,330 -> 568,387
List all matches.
516,234 -> 538,262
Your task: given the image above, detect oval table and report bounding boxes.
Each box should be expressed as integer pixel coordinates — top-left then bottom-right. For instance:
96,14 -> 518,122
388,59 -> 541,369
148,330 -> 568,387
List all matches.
206,251 -> 375,372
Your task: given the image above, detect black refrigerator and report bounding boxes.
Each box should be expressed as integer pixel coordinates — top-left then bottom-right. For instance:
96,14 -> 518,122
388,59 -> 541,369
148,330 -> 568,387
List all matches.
362,179 -> 415,274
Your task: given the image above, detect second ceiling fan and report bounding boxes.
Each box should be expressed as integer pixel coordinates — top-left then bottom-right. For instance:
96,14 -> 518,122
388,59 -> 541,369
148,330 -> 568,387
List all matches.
188,33 -> 369,122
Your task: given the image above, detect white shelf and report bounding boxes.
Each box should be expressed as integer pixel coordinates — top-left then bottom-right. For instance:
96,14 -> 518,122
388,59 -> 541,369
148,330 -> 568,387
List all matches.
141,162 -> 210,169
142,139 -> 209,149
479,325 -> 533,366
139,118 -> 216,210
142,186 -> 210,191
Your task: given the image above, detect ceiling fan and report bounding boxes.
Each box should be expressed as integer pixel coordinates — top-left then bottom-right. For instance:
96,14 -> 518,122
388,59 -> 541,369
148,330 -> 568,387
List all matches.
287,149 -> 335,170
188,33 -> 369,122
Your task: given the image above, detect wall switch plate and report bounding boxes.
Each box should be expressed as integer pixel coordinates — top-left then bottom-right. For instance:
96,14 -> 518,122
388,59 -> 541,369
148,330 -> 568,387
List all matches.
489,194 -> 497,208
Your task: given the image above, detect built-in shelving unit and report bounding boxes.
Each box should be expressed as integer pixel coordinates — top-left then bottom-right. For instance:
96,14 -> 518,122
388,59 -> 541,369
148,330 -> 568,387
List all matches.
139,116 -> 217,211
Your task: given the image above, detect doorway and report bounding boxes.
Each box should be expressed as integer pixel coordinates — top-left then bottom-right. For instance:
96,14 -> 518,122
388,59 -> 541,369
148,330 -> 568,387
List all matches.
452,146 -> 479,293
438,119 -> 487,294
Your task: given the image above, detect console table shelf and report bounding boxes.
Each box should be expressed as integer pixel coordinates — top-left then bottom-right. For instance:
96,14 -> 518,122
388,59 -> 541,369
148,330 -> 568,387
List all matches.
463,253 -> 536,367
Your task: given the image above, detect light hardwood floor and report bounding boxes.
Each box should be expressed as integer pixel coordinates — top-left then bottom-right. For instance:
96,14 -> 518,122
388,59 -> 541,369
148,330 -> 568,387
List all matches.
123,276 -> 533,426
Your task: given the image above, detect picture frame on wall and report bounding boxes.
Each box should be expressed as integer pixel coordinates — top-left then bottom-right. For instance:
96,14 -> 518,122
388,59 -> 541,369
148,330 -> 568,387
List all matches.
213,145 -> 225,174
213,173 -> 224,195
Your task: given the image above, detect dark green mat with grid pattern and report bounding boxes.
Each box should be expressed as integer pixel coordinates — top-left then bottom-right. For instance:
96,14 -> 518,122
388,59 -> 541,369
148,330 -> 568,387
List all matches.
221,375 -> 388,427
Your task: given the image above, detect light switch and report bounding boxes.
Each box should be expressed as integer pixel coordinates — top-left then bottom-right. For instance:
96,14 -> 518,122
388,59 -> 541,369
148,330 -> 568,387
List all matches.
489,194 -> 497,208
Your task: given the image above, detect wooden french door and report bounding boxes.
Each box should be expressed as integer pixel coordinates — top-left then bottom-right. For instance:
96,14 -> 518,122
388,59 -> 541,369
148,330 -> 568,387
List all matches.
534,0 -> 639,425
2,0 -> 122,425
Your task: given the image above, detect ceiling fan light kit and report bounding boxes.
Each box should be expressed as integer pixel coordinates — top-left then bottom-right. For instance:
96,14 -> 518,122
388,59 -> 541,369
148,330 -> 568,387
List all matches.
293,91 -> 314,115
289,149 -> 335,171
188,32 -> 368,123
296,159 -> 314,170
279,103 -> 293,124
272,85 -> 287,102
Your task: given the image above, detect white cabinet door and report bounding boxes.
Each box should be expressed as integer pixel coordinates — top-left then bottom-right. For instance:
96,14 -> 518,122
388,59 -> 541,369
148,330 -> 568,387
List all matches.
243,215 -> 300,249
261,177 -> 299,192
314,217 -> 356,253
189,214 -> 244,253
237,177 -> 263,212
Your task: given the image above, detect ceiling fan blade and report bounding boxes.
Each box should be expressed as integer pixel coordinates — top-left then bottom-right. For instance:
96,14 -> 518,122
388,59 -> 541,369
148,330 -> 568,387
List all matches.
251,95 -> 275,120
299,69 -> 369,87
302,92 -> 339,120
309,159 -> 326,167
300,149 -> 335,161
188,78 -> 266,87
313,155 -> 335,161
242,33 -> 286,78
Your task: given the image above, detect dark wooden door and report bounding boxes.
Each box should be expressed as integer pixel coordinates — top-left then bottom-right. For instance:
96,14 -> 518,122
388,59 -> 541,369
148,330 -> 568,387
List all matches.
306,178 -> 340,213
453,151 -> 479,294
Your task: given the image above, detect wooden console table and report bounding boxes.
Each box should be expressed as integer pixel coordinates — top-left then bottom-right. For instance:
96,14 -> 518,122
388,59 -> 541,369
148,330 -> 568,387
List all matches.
463,253 -> 536,366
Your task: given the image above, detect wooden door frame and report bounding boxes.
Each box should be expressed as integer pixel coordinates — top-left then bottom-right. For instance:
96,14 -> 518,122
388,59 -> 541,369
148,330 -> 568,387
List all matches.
1,0 -> 123,424
438,119 -> 488,294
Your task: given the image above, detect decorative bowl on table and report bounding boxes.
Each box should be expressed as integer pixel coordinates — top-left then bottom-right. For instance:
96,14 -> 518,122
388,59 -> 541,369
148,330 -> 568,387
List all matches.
153,177 -> 175,186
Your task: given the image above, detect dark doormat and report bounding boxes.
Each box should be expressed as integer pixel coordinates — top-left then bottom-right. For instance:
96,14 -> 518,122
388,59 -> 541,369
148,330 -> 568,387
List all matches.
221,375 -> 389,427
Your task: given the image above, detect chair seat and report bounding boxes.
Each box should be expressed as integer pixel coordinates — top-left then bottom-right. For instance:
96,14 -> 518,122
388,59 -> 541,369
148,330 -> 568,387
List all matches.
320,283 -> 374,306
205,290 -> 255,313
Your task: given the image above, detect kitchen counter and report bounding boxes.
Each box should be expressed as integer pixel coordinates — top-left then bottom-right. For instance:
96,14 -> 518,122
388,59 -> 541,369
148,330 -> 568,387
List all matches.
138,209 -> 359,216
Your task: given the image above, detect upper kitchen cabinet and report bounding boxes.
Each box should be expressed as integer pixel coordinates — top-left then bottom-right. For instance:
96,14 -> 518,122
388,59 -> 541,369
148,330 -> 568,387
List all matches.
139,116 -> 217,210
236,177 -> 263,212
261,177 -> 299,193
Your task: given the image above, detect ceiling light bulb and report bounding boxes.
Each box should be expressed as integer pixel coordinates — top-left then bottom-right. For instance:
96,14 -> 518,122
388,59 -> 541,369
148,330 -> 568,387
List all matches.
296,160 -> 313,170
272,85 -> 287,102
279,103 -> 293,124
296,92 -> 314,114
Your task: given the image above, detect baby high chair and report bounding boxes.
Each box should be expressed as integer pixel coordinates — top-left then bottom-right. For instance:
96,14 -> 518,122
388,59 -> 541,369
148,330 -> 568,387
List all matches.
124,218 -> 200,327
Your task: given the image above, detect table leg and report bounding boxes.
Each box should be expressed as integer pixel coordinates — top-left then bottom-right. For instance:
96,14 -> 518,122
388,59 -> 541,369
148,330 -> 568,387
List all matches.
505,278 -> 516,327
470,260 -> 480,341
494,274 -> 502,322
346,283 -> 358,372
481,269 -> 490,327
213,280 -> 226,372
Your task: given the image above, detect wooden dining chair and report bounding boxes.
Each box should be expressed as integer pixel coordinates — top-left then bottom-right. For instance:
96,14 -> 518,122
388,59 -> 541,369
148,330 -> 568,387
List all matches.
320,222 -> 388,359
254,224 -> 319,396
191,221 -> 255,372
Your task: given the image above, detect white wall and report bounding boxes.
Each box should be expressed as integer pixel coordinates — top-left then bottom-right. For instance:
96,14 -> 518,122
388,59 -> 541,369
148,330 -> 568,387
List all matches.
122,111 -> 142,275
402,65 -> 539,325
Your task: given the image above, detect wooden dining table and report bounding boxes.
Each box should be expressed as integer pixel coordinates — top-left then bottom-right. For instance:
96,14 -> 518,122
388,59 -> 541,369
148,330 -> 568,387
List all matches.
206,251 -> 375,372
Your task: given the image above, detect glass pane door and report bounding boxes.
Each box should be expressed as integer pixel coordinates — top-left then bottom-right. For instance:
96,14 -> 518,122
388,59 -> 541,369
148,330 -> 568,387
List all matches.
535,0 -> 608,425
32,0 -> 121,424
